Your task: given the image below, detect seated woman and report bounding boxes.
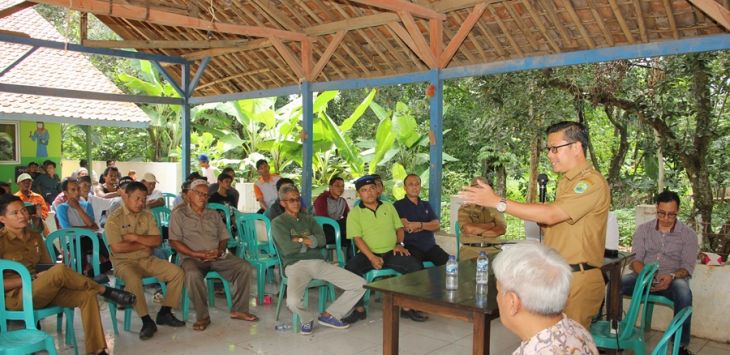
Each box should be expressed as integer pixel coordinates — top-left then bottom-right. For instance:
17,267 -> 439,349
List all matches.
0,194 -> 135,355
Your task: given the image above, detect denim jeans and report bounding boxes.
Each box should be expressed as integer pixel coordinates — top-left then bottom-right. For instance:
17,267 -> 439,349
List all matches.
621,273 -> 692,346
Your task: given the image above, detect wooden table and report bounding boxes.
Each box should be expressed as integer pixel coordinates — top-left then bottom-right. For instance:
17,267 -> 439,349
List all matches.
364,259 -> 499,355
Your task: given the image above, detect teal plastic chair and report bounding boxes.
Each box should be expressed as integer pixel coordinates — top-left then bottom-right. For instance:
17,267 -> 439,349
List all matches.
162,192 -> 177,209
101,232 -> 168,333
644,294 -> 675,331
651,306 -> 692,355
0,260 -> 58,355
208,203 -> 238,249
236,213 -> 280,304
150,206 -> 171,229
313,216 -> 346,267
454,221 -> 461,260
591,263 -> 658,354
363,268 -> 402,315
271,235 -> 333,333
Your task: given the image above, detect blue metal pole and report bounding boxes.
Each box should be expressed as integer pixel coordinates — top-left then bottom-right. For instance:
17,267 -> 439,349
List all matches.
301,81 -> 314,205
428,69 -> 444,219
181,63 -> 191,180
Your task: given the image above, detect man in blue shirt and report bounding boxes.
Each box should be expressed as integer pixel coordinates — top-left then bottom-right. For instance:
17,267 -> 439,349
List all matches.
393,174 -> 449,266
56,178 -> 98,230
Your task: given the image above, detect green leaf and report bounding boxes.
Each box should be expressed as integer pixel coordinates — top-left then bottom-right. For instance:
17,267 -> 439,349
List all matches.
118,73 -> 162,96
392,103 -> 420,147
391,162 -> 407,199
370,118 -> 396,174
341,89 -> 377,132
313,91 -> 338,113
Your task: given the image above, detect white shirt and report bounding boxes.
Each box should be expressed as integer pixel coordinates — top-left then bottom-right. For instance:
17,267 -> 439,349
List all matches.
201,166 -> 217,183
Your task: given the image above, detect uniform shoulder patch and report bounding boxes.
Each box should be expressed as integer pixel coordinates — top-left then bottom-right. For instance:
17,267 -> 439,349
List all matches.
574,180 -> 590,194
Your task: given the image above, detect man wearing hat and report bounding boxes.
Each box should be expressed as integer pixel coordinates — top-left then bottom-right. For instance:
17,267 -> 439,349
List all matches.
141,173 -> 164,209
345,175 -> 427,322
198,154 -> 217,183
15,172 -> 49,221
169,179 -> 258,331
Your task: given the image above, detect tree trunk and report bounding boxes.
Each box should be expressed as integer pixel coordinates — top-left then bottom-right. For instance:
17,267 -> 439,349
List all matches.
526,82 -> 542,203
575,98 -> 601,171
654,129 -> 664,192
604,106 -> 629,191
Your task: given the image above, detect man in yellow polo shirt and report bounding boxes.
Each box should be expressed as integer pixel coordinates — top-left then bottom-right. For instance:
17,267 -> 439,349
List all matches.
461,121 -> 610,329
345,175 -> 425,322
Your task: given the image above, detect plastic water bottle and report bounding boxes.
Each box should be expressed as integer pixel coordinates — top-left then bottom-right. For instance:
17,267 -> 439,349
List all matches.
476,251 -> 489,286
274,323 -> 291,331
445,255 -> 458,290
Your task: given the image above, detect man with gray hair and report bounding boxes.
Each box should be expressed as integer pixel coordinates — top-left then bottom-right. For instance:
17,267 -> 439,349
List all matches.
493,242 -> 598,354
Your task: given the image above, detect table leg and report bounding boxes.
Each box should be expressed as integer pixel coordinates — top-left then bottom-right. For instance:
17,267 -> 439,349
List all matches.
382,293 -> 399,355
472,311 -> 490,355
607,263 -> 621,324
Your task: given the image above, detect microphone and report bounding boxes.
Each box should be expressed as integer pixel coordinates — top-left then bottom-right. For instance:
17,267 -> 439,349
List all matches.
537,173 -> 548,203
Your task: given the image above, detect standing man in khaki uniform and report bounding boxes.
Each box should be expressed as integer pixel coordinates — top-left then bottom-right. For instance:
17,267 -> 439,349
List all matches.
461,121 -> 610,328
105,181 -> 186,340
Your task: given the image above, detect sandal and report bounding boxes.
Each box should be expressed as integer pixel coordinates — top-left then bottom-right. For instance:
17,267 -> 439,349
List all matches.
192,317 -> 211,331
230,312 -> 258,322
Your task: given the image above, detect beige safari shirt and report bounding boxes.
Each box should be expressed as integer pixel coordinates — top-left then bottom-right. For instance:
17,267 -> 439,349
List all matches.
544,161 -> 610,267
105,204 -> 160,263
457,204 -> 506,244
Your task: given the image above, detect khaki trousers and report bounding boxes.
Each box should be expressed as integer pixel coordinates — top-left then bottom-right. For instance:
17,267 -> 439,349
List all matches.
458,245 -> 500,261
114,256 -> 184,317
180,254 -> 254,320
6,264 -> 105,354
564,268 -> 604,329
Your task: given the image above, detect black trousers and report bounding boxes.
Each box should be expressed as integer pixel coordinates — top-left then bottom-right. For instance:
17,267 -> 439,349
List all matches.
406,244 -> 449,266
345,250 -> 423,276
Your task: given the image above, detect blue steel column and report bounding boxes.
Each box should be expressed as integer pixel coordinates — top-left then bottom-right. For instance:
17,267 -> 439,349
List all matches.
301,81 -> 314,205
428,69 -> 444,218
181,63 -> 191,179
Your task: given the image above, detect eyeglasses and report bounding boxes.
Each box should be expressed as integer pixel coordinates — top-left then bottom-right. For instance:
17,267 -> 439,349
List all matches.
656,211 -> 678,219
191,190 -> 207,198
545,141 -> 576,154
282,198 -> 301,204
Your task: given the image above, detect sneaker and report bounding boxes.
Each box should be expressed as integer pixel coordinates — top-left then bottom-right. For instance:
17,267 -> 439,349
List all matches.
341,309 -> 366,324
299,320 -> 314,335
318,314 -> 350,329
153,290 -> 164,303
679,347 -> 694,355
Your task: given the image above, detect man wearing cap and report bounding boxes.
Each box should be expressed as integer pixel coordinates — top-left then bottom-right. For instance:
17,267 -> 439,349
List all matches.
457,177 -> 507,260
345,175 -> 427,322
15,172 -> 49,221
198,154 -> 217,183
105,181 -> 185,340
141,173 -> 164,209
169,179 -> 258,331
254,159 -> 280,213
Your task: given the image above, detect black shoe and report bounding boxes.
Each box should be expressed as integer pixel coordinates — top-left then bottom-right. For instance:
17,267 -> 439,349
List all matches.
139,322 -> 157,340
341,309 -> 367,324
102,287 -> 136,306
400,309 -> 428,322
156,312 -> 185,327
679,347 -> 693,355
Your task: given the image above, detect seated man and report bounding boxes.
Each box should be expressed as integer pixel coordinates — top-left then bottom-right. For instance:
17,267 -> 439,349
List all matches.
169,179 -> 257,331
105,182 -> 185,340
208,167 -> 240,207
254,159 -> 280,213
94,166 -> 121,199
31,160 -> 62,205
622,190 -> 697,355
272,185 -> 366,335
313,176 -> 350,254
345,175 -> 426,322
457,177 -> 506,260
56,178 -> 98,231
208,172 -> 237,207
141,173 -> 165,209
394,174 -> 449,266
14,173 -> 49,235
266,178 -> 302,221
493,242 -> 598,354
0,194 -> 135,355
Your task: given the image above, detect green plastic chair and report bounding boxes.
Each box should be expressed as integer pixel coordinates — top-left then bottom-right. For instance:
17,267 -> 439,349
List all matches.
363,268 -> 402,315
313,216 -> 346,267
162,192 -> 177,209
271,234 -> 333,333
150,206 -> 171,229
0,260 -> 58,355
454,221 -> 461,260
207,202 -> 238,249
591,263 -> 658,355
101,232 -> 168,333
651,306 -> 692,355
236,213 -> 280,304
644,294 -> 675,331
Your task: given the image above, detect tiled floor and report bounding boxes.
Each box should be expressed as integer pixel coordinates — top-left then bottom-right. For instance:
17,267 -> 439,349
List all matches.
41,288 -> 728,355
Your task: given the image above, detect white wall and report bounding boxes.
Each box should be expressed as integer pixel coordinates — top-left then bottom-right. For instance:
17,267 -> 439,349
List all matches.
61,160 -> 182,195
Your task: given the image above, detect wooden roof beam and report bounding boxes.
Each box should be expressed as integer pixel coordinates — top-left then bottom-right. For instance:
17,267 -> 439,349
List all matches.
398,11 -> 438,68
688,0 -> 730,31
0,1 -> 34,19
270,37 -> 305,79
82,39 -> 256,49
439,4 -> 486,68
311,31 -> 347,81
32,0 -> 308,42
349,0 -> 446,20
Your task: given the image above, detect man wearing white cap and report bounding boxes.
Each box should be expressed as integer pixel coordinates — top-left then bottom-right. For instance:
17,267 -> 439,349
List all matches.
15,172 -> 49,221
141,173 -> 164,209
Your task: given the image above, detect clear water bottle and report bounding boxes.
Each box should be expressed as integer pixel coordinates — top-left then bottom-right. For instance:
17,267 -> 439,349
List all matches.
274,323 -> 291,331
445,255 -> 458,290
476,251 -> 489,286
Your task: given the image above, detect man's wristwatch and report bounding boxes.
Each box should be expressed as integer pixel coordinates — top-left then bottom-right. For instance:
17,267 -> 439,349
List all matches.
398,242 -> 405,247
297,237 -> 304,243
495,198 -> 507,213
670,272 -> 676,280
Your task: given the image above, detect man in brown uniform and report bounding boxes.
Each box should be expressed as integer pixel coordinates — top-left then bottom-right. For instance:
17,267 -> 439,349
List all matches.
169,179 -> 257,331
461,121 -> 609,328
105,181 -> 185,340
457,177 -> 507,260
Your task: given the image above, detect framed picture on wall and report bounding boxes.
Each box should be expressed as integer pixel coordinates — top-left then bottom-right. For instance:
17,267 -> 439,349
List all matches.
0,121 -> 20,164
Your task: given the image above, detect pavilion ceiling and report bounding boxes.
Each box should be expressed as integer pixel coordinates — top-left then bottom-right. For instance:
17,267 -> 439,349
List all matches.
14,0 -> 730,97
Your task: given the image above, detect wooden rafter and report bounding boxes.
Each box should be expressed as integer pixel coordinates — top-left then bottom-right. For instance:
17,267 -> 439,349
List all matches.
539,0 -> 577,48
503,3 -> 539,51
270,37 -> 305,79
32,0 -> 308,42
0,1 -> 34,19
662,0 -> 680,39
485,4 -> 524,56
439,4 -> 486,68
607,0 -> 635,44
688,0 -> 730,31
349,0 -> 446,20
430,18 -> 443,57
585,0 -> 614,46
521,0 -> 560,52
398,11 -> 438,68
311,31 -> 347,80
82,39 -> 254,49
560,0 -> 596,48
632,0 -> 649,42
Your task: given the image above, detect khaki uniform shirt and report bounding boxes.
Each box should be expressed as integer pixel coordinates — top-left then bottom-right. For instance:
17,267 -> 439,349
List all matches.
168,204 -> 228,261
545,161 -> 610,267
105,205 -> 159,263
457,204 -> 506,244
0,228 -> 51,278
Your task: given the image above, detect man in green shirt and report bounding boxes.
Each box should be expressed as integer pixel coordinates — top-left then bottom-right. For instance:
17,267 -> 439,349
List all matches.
272,185 -> 365,335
